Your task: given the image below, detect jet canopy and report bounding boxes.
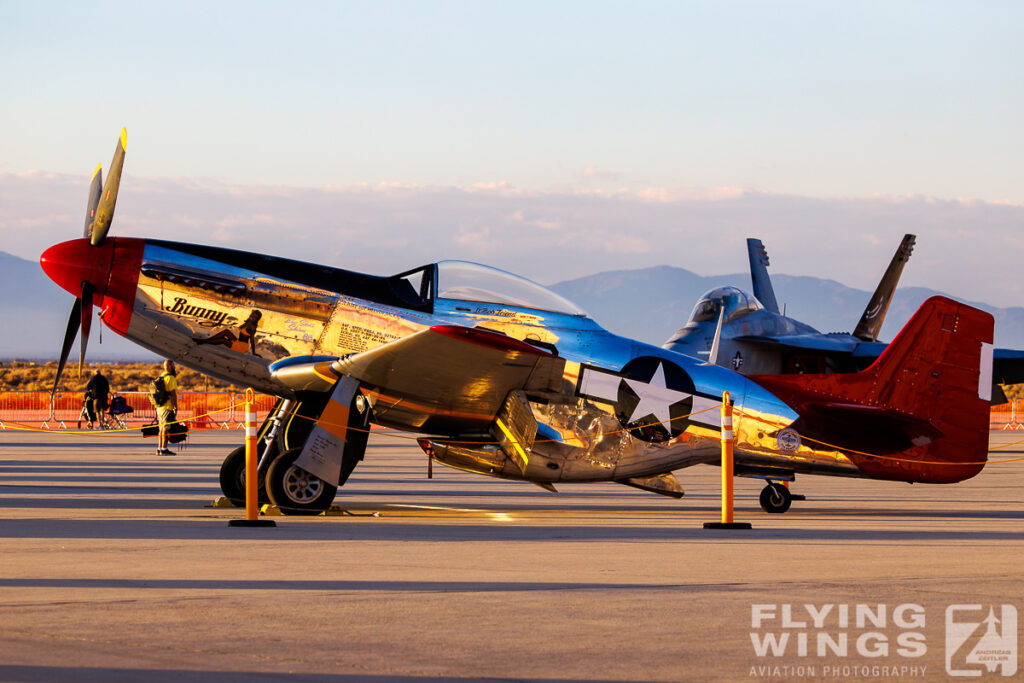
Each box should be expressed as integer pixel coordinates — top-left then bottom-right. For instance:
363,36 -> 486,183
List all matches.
688,286 -> 763,324
435,260 -> 587,316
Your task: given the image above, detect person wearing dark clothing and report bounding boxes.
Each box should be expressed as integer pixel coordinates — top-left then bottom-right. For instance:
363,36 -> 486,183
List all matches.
84,370 -> 110,428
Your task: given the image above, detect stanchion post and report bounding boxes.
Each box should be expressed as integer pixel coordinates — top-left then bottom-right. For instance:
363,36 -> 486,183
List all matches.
703,390 -> 752,530
245,389 -> 257,519
721,391 -> 734,524
229,388 -> 276,528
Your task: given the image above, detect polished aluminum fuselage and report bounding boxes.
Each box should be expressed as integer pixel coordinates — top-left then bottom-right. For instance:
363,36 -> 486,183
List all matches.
121,240 -> 861,484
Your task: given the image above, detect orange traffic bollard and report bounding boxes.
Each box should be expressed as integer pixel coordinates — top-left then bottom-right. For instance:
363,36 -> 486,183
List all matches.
703,391 -> 752,530
229,388 -> 276,528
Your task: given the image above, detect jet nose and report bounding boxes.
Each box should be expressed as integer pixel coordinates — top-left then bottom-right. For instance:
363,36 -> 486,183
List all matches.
40,238 -> 115,298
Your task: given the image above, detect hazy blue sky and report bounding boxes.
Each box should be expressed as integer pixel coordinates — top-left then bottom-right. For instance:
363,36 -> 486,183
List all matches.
2,1 -> 1023,307
3,1 -> 1021,198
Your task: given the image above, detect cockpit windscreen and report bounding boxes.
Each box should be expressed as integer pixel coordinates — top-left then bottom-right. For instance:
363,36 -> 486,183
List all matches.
435,261 -> 587,316
688,286 -> 763,323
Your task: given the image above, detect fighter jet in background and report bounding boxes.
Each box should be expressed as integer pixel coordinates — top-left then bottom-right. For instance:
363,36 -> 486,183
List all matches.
664,235 -> 1024,403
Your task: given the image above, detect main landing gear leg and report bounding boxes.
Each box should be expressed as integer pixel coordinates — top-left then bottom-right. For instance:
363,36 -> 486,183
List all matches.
218,397 -> 292,506
263,384 -> 371,516
759,481 -> 793,514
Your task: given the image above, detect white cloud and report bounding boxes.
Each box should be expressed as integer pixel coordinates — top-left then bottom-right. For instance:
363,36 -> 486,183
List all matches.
4,172 -> 1023,308
215,213 -> 278,228
582,165 -> 620,182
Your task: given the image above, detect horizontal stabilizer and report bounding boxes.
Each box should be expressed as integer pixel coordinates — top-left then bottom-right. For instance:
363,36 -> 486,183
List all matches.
752,297 -> 993,483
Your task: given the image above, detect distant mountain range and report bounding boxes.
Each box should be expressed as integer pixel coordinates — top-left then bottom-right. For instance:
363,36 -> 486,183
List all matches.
2,251 -> 1022,360
0,251 -> 156,361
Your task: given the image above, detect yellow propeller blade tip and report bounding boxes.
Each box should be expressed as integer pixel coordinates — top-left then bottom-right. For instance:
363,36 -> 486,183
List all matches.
92,162 -> 102,179
120,127 -> 127,150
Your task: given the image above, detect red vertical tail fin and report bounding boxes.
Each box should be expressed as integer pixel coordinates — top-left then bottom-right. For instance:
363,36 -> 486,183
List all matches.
753,297 -> 994,483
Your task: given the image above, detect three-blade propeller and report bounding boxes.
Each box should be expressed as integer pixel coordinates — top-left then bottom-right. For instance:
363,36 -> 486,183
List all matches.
51,128 -> 126,398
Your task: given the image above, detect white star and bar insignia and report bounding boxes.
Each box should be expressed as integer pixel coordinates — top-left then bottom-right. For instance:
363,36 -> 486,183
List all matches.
577,359 -> 720,438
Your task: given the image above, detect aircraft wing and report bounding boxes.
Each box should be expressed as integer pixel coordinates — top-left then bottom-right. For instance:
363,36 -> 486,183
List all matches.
993,349 -> 1024,385
733,334 -> 864,354
335,325 -> 565,435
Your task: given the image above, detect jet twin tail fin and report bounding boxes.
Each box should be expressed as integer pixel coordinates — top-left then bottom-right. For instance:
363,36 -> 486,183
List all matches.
746,238 -> 780,314
853,234 -> 915,341
751,297 -> 994,483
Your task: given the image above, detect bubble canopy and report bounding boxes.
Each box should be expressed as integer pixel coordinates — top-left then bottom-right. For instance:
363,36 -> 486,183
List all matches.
435,261 -> 587,316
688,286 -> 763,324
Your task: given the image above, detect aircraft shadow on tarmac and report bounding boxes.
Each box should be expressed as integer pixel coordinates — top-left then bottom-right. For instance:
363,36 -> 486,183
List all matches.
3,457 -> 1024,525
2,489 -> 1024,524
0,495 -> 213,509
0,577 -> 724,593
0,518 -> 1020,543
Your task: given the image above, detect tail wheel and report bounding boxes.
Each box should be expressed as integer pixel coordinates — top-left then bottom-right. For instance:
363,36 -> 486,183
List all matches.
218,446 -> 267,507
759,482 -> 792,514
265,448 -> 337,516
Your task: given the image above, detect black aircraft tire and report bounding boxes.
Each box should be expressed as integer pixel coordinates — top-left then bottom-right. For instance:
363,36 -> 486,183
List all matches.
759,483 -> 793,514
265,448 -> 337,516
218,446 -> 268,507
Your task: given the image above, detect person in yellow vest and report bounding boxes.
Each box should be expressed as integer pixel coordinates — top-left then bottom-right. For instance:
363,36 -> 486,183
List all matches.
153,360 -> 179,456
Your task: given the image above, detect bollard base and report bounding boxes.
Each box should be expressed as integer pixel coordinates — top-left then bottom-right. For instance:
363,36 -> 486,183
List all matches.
228,519 -> 277,527
703,521 -> 753,530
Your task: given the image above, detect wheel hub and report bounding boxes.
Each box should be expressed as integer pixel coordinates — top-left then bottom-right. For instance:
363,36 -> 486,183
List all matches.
283,465 -> 323,503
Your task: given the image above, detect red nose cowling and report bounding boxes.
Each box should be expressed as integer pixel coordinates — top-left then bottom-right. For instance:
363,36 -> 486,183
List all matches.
40,237 -> 144,336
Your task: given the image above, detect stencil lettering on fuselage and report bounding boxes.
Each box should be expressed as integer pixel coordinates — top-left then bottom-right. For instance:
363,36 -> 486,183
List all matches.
577,357 -> 720,443
317,299 -> 424,356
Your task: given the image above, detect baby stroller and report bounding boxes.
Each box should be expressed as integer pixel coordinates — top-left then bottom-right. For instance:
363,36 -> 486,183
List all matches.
107,394 -> 134,429
78,393 -> 132,430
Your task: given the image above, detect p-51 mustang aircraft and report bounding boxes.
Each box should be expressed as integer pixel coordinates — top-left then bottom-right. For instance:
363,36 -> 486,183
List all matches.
665,235 -> 1024,404
41,130 -> 996,515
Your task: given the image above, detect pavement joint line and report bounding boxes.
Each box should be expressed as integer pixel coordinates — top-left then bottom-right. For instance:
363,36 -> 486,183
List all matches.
0,627 -> 393,673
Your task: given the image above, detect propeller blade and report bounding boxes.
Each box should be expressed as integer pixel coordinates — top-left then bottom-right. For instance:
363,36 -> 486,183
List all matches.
88,127 -> 126,247
52,297 -> 83,397
83,163 -> 103,239
79,282 -> 95,376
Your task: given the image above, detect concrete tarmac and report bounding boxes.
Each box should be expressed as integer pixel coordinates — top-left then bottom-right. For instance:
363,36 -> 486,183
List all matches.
0,429 -> 1022,682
